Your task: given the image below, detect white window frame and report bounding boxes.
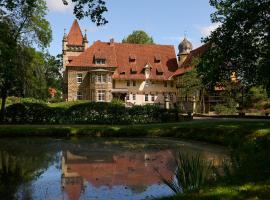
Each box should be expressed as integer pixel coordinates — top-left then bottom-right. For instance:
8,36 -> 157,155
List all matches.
97,90 -> 106,102
95,59 -> 106,65
126,93 -> 130,101
133,94 -> 136,100
107,75 -> 112,82
145,94 -> 149,102
101,74 -> 106,82
77,73 -> 83,84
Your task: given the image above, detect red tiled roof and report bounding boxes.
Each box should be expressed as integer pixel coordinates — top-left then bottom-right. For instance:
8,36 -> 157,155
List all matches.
67,20 -> 83,46
181,43 -> 210,68
67,41 -> 178,80
172,43 -> 210,77
67,41 -> 117,67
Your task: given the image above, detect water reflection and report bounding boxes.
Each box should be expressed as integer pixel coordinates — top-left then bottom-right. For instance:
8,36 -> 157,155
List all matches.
0,138 -> 228,200
61,149 -> 175,200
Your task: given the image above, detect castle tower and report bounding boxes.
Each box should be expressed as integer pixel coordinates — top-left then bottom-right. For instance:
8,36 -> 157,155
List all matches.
62,20 -> 88,100
177,37 -> 193,67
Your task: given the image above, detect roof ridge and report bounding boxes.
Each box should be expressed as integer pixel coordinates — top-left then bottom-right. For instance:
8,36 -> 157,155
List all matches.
94,40 -> 174,48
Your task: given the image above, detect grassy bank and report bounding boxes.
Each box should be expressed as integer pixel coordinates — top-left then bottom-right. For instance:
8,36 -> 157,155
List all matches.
0,120 -> 268,145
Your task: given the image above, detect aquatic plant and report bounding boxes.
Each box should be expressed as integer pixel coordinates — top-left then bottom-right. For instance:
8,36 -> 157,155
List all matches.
158,152 -> 213,193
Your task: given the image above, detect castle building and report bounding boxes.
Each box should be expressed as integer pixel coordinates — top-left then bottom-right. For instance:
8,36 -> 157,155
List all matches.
63,20 -> 180,108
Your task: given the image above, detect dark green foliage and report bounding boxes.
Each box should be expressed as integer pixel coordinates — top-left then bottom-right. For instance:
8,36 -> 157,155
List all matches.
198,0 -> 270,95
0,0 -> 52,120
5,102 -> 179,124
70,0 -> 108,25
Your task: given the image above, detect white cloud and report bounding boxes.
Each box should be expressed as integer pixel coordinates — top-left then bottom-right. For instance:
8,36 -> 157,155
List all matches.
199,23 -> 221,37
46,0 -> 73,12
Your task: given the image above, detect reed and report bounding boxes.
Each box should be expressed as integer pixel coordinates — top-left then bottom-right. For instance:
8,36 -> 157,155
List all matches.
159,152 -> 213,194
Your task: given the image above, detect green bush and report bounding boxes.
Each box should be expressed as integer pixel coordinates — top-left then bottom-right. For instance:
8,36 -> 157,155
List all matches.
5,102 -> 179,124
214,104 -> 237,115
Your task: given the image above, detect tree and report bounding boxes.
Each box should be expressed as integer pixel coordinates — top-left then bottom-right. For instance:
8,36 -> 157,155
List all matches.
198,0 -> 270,95
1,0 -> 108,26
68,0 -> 108,26
0,0 -> 52,120
122,30 -> 155,44
177,68 -> 206,113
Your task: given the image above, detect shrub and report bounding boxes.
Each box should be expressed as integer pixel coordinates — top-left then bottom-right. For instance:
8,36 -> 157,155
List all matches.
5,102 -> 179,124
214,104 -> 237,115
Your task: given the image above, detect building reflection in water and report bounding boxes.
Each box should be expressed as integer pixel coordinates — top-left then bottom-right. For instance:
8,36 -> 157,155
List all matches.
61,150 -> 175,200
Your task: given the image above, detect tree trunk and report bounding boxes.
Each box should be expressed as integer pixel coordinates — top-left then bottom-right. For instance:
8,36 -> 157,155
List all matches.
0,90 -> 7,122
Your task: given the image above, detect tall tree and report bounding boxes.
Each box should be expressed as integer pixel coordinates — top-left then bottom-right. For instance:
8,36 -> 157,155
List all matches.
1,0 -> 108,26
198,0 -> 270,95
122,30 -> 155,44
0,0 -> 52,120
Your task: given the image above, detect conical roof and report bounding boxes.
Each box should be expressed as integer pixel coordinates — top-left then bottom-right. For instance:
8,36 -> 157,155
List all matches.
67,20 -> 83,46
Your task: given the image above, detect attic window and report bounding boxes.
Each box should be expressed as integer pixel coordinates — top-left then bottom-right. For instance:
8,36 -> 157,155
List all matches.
156,68 -> 163,75
95,59 -> 106,65
154,55 -> 161,63
129,55 -> 136,62
130,68 -> 137,74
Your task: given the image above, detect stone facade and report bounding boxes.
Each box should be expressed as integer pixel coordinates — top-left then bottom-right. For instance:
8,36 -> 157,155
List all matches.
63,20 -> 179,108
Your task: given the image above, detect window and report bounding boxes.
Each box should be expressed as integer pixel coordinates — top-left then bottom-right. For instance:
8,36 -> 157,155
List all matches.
164,81 -> 167,87
130,68 -> 137,74
170,81 -> 174,87
102,74 -> 106,82
145,94 -> 149,102
97,74 -> 106,83
95,59 -> 106,65
107,75 -> 112,82
170,93 -> 174,101
133,94 -> 136,100
151,94 -> 155,102
77,73 -> 83,84
97,90 -> 106,102
127,80 -> 130,87
133,81 -> 136,87
145,80 -> 151,87
126,94 -> 130,101
77,91 -> 83,100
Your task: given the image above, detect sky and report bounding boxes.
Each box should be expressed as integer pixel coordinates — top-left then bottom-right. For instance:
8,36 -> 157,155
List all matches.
45,0 -> 219,56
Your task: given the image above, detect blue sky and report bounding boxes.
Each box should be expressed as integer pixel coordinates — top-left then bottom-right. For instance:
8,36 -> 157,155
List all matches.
45,0 -> 219,56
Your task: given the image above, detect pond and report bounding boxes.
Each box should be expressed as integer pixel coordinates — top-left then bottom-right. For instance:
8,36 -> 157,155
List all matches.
0,137 -> 228,200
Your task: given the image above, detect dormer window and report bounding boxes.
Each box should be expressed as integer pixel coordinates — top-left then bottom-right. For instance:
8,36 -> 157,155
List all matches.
156,68 -> 164,75
129,55 -> 136,62
130,67 -> 137,74
154,55 -> 161,63
95,59 -> 106,65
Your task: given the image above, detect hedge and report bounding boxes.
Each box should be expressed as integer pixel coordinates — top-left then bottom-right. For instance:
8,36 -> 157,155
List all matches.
4,102 -> 179,124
